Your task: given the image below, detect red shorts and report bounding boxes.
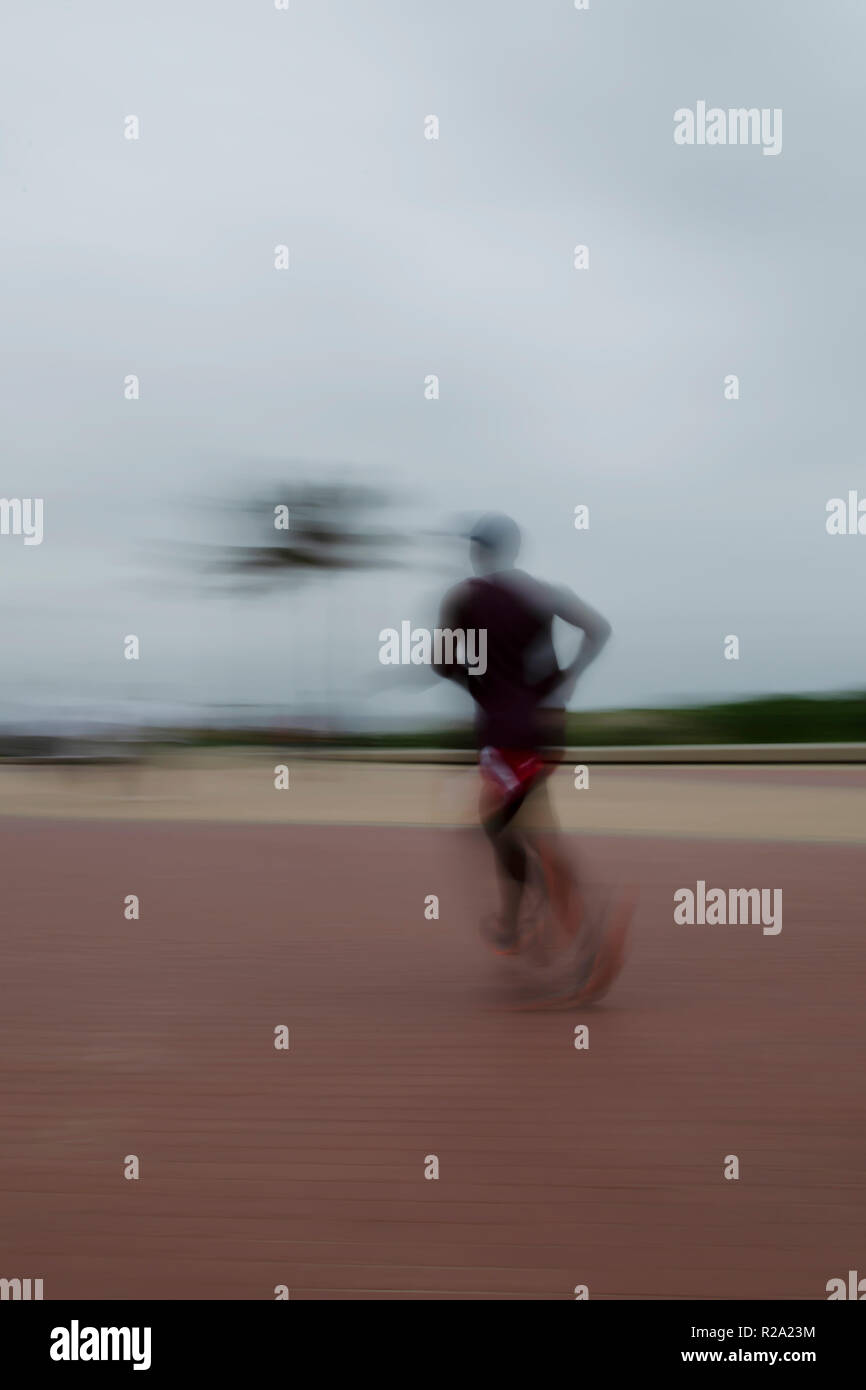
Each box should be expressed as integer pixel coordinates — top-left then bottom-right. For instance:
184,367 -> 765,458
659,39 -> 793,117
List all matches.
479,746 -> 547,805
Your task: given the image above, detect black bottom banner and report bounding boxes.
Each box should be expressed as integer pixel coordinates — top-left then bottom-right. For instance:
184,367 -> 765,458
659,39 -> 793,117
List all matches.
3,1299 -> 859,1378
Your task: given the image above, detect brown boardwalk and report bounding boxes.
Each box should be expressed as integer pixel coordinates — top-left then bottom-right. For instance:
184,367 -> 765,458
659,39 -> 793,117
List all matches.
1,815 -> 863,1300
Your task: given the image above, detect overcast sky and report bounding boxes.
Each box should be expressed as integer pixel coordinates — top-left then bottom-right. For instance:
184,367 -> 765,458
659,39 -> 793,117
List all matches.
2,0 -> 864,724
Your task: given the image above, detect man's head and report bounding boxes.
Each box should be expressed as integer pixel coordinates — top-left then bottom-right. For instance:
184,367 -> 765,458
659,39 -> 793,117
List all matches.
469,512 -> 521,575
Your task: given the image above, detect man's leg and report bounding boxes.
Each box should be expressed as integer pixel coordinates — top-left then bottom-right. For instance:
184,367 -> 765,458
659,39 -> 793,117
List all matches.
480,783 -> 530,944
513,774 -> 580,940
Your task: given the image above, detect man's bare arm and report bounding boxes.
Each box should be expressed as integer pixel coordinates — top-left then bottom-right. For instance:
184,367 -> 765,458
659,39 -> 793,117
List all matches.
537,586 -> 612,700
431,591 -> 472,691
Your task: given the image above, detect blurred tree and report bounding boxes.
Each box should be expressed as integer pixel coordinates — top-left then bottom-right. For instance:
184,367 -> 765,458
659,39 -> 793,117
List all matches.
218,478 -> 405,584
209,473 -> 409,731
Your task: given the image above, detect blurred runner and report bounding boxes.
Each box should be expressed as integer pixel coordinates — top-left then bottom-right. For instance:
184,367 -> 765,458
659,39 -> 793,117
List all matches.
434,513 -> 630,1004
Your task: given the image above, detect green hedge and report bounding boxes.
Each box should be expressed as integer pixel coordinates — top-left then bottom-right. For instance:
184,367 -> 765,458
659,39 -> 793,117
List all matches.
172,692 -> 866,749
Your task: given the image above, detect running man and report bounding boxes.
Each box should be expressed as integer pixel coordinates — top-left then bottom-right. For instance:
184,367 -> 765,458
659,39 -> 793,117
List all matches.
433,513 -> 625,997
